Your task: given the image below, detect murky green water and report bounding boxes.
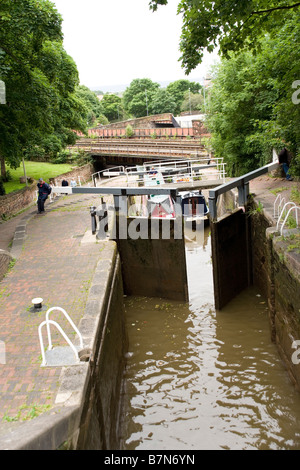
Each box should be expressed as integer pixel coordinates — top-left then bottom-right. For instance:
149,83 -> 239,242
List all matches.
120,228 -> 300,450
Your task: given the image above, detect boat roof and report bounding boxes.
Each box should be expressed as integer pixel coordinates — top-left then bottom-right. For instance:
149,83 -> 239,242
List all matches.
149,194 -> 171,204
179,190 -> 203,199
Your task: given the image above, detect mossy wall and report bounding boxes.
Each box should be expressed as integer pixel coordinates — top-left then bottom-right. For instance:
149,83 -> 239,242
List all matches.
250,207 -> 300,390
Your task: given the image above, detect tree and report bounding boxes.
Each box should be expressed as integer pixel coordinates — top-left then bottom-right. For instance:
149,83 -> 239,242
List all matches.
122,78 -> 160,118
207,12 -> 300,176
151,89 -> 177,115
180,91 -> 203,114
101,93 -> 124,122
149,0 -> 300,74
166,79 -> 201,114
0,0 -> 87,175
75,85 -> 103,127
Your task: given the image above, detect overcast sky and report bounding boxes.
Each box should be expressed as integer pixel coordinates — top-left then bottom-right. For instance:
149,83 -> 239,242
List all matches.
51,0 -> 219,91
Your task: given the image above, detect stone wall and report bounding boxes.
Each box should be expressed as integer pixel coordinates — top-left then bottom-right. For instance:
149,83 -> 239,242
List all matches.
0,250 -> 14,281
271,233 -> 300,388
0,183 -> 37,220
210,195 -> 300,389
92,113 -> 177,131
49,163 -> 93,187
75,244 -> 127,449
249,204 -> 300,390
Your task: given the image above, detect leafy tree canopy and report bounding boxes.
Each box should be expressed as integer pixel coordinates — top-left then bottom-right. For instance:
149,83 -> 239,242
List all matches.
149,0 -> 300,73
207,12 -> 300,176
101,93 -> 124,122
180,90 -> 203,114
166,79 -> 201,114
151,89 -> 177,115
122,78 -> 160,118
75,85 -> 104,127
122,78 -> 203,118
0,0 -> 87,174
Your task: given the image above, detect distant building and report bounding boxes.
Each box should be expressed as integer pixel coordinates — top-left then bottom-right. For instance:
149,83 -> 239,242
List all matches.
174,114 -> 206,129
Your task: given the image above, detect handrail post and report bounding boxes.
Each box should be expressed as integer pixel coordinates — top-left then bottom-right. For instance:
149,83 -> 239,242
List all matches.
208,189 -> 218,222
238,180 -> 249,207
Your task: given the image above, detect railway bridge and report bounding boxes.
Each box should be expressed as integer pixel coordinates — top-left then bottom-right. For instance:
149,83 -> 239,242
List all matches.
69,137 -> 209,168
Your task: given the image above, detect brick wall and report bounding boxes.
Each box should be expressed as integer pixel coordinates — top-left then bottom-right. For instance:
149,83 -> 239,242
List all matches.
95,113 -> 176,130
0,249 -> 14,281
0,183 -> 37,220
49,163 -> 93,186
250,203 -> 300,390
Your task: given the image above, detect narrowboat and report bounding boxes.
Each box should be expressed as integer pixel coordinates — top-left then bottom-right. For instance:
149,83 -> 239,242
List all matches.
179,190 -> 209,225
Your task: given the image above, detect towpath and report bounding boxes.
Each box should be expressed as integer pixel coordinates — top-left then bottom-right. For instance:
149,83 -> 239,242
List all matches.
0,191 -> 106,436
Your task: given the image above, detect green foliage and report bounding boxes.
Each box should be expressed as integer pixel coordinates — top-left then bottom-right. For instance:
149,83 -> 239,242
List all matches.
151,89 -> 177,115
291,188 -> 300,205
97,114 -> 109,126
125,124 -> 134,138
101,93 -> 124,121
75,85 -> 103,127
122,78 -> 160,117
207,13 -> 300,177
0,0 -> 88,176
122,77 -> 203,118
166,79 -> 202,114
149,0 -> 300,74
180,91 -> 204,113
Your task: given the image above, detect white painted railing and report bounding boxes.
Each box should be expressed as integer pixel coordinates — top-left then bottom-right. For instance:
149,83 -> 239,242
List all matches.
276,203 -> 300,235
38,307 -> 83,367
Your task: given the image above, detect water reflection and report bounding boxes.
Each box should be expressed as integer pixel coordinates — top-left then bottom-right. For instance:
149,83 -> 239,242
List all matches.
121,227 -> 300,450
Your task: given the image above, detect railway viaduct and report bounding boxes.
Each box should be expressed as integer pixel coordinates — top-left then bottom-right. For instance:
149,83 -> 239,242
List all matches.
69,133 -> 210,169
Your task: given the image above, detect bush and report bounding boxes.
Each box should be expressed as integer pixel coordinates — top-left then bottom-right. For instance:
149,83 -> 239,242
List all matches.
290,153 -> 300,179
125,124 -> 134,138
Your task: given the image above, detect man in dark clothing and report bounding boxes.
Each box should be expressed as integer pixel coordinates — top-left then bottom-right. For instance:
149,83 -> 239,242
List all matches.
37,178 -> 51,213
278,148 -> 293,181
61,179 -> 69,195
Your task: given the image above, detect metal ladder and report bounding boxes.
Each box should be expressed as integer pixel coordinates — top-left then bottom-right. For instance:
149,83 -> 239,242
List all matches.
38,307 -> 83,367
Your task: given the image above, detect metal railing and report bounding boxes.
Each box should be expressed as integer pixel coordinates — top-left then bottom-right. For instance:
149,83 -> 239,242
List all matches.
208,160 -> 279,221
274,198 -> 300,235
38,307 -> 83,367
72,142 -> 207,159
279,206 -> 300,235
92,166 -> 126,186
92,157 -> 226,188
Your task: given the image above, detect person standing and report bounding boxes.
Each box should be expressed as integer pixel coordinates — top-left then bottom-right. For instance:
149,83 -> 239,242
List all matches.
278,147 -> 293,181
61,178 -> 69,195
37,178 -> 51,213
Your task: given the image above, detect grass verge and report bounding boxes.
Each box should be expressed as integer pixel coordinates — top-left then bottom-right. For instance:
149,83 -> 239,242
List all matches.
4,162 -> 73,194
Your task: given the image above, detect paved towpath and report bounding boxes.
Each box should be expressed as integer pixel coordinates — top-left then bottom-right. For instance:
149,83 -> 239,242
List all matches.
0,191 -> 105,432
249,174 -> 299,223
